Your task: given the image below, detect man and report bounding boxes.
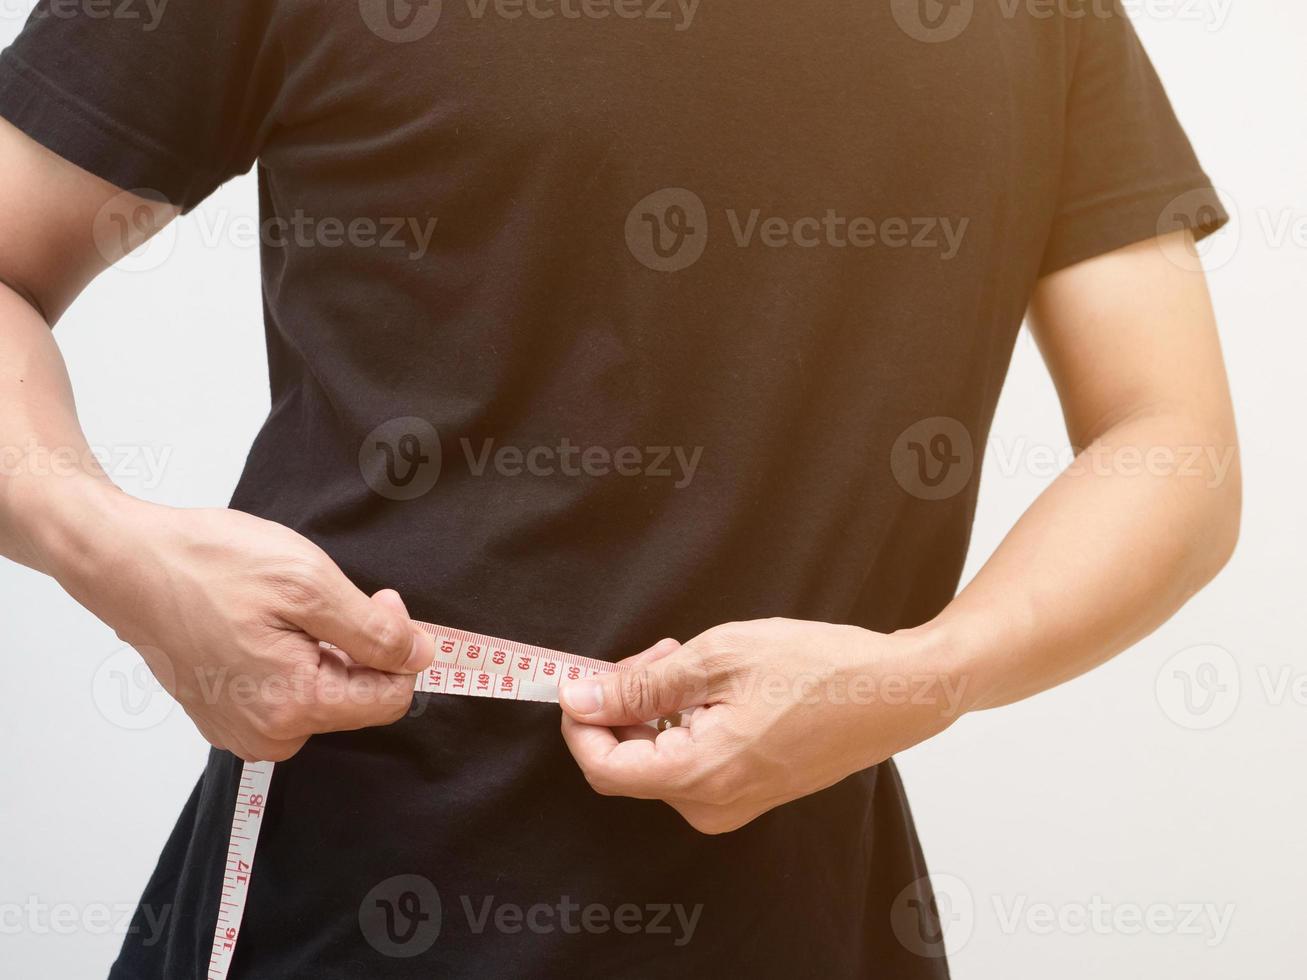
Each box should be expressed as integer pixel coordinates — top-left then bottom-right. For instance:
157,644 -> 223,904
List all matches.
0,1 -> 1239,976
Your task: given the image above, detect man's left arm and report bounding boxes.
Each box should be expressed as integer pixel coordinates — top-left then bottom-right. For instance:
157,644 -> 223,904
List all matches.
926,229 -> 1240,709
559,230 -> 1241,834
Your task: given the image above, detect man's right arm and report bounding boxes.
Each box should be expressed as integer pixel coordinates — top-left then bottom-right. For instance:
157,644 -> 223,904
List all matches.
0,113 -> 176,574
0,118 -> 434,762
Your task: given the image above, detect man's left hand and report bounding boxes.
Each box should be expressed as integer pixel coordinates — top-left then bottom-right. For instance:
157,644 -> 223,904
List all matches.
559,618 -> 970,834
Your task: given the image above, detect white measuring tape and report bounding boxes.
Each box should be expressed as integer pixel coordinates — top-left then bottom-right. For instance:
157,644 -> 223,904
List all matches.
207,620 -> 636,979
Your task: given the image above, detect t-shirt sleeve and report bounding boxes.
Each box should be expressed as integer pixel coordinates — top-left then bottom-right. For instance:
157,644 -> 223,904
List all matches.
0,1 -> 284,213
1039,3 -> 1227,277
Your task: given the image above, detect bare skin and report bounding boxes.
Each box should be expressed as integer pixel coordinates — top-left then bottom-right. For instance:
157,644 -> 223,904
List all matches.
558,230 -> 1242,833
0,117 -> 1240,829
0,118 -> 435,763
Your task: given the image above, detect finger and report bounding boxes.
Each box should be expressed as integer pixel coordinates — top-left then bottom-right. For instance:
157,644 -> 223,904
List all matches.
374,588 -> 438,671
560,714 -> 698,800
668,776 -> 798,835
288,574 -> 433,674
606,639 -> 681,735
184,709 -> 230,753
616,637 -> 681,670
237,734 -> 309,764
612,724 -> 659,743
559,648 -> 708,727
223,710 -> 308,762
202,712 -> 260,762
560,711 -> 619,758
668,799 -> 756,837
308,645 -> 416,733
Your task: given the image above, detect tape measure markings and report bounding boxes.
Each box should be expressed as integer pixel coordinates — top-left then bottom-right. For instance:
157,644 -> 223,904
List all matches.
208,620 -> 621,979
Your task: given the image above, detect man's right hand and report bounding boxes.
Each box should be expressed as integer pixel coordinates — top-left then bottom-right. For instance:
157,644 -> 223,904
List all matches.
49,487 -> 435,763
1,118 -> 433,763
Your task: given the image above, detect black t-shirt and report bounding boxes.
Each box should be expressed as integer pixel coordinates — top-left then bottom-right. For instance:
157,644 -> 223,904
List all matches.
1,2 -> 1225,977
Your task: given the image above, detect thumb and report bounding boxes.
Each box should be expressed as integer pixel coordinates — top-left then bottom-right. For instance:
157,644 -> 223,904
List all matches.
560,646 -> 706,726
294,572 -> 432,674
363,588 -> 436,673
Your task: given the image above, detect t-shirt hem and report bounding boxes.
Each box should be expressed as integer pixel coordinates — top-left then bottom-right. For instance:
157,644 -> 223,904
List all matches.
0,51 -> 219,213
1039,176 -> 1229,277
106,962 -> 149,980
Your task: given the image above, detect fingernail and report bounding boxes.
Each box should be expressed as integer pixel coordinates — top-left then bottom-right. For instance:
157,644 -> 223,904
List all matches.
403,633 -> 432,672
562,680 -> 604,715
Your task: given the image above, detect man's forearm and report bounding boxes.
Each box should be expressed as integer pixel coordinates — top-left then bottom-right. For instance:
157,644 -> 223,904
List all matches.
919,408 -> 1241,713
0,282 -> 124,579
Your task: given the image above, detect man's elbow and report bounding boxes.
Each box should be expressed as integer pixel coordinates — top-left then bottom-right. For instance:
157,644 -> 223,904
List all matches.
1196,443 -> 1242,585
0,273 -> 54,327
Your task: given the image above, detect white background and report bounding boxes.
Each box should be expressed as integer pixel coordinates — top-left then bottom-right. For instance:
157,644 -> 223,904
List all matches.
1,2 -> 1303,977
